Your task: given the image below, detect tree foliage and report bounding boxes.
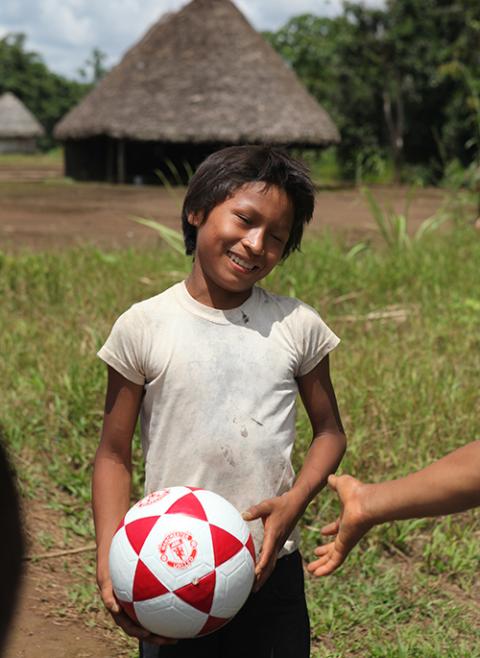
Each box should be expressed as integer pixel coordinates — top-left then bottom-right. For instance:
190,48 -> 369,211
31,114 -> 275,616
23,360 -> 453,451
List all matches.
0,34 -> 98,150
265,0 -> 480,181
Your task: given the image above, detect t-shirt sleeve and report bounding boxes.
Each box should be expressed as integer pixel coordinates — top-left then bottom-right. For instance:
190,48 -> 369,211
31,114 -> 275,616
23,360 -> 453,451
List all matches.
97,305 -> 146,385
294,302 -> 340,377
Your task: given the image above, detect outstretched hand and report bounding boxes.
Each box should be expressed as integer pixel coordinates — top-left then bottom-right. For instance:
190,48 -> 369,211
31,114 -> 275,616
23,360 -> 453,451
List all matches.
307,474 -> 372,577
243,492 -> 300,591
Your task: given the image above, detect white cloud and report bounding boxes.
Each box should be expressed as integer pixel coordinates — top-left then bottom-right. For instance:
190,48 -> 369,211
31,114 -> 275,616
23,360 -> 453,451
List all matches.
0,0 -> 385,79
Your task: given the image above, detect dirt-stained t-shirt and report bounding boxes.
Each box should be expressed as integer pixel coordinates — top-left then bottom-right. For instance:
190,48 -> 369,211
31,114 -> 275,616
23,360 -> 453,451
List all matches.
97,281 -> 340,557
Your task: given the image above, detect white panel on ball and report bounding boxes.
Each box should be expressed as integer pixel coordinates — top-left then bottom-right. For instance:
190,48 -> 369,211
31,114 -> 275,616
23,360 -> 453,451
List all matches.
135,592 -> 208,638
194,489 -> 250,542
211,548 -> 255,618
109,526 -> 139,601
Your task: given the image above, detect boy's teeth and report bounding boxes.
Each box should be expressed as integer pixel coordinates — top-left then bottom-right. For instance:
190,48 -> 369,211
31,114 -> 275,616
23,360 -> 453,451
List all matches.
229,253 -> 255,270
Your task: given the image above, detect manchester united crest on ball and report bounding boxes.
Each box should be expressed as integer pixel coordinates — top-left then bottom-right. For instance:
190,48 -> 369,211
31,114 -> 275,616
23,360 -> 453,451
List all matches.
159,531 -> 198,569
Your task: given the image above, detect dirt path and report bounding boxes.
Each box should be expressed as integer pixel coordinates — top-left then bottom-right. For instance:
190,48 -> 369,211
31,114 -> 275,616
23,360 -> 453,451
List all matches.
4,500 -> 134,658
5,564 -> 118,658
0,178 -> 446,251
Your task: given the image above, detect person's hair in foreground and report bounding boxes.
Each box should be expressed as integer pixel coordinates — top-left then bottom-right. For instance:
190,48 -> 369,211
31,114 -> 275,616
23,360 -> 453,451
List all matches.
0,438 -> 24,653
181,145 -> 315,259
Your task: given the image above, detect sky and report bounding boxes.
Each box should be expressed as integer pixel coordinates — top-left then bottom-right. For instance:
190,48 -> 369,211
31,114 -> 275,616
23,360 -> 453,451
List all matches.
0,0 -> 384,80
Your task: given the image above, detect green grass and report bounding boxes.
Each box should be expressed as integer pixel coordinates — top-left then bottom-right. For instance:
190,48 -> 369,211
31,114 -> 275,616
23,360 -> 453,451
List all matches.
1,226 -> 479,656
0,148 -> 63,168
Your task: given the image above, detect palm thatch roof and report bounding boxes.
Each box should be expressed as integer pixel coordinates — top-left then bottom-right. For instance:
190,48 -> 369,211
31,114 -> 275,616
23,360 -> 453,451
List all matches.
0,92 -> 44,138
55,0 -> 339,146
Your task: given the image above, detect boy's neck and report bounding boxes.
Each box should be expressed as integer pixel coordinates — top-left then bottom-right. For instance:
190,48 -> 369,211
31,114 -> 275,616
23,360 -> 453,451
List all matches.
185,275 -> 253,310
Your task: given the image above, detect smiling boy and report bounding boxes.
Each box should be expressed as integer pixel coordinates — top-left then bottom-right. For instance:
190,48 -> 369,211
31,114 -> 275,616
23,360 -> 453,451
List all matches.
93,145 -> 346,658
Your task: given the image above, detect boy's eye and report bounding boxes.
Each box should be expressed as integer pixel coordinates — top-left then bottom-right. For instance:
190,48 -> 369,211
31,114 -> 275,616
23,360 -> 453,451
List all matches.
271,232 -> 286,244
236,214 -> 252,225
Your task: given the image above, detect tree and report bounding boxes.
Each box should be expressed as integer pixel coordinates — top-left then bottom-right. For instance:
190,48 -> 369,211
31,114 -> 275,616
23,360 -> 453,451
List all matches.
265,1 -> 480,181
0,33 -> 92,149
78,48 -> 108,84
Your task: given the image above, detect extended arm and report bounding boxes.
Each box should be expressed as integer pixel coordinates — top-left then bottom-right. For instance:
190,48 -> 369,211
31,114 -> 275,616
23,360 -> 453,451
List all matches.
243,355 -> 346,589
308,440 -> 480,577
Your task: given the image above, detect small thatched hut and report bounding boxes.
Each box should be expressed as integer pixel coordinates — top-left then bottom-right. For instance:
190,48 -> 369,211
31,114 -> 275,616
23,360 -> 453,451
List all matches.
54,0 -> 339,183
0,92 -> 45,154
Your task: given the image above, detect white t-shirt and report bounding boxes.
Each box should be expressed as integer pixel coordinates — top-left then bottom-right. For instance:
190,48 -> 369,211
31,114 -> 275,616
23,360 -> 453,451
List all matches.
98,281 -> 339,556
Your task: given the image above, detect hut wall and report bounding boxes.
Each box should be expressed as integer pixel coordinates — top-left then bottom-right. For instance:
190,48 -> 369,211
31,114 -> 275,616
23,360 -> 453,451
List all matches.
64,138 -> 229,184
0,138 -> 37,154
64,137 -> 110,181
125,141 -> 223,184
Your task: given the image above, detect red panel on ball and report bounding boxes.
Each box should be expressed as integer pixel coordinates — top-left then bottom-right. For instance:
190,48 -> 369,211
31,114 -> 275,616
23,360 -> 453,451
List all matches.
245,535 -> 256,563
174,570 -> 216,613
133,559 -> 169,601
198,614 -> 230,636
164,493 -> 208,521
210,525 -> 243,567
125,516 -> 161,555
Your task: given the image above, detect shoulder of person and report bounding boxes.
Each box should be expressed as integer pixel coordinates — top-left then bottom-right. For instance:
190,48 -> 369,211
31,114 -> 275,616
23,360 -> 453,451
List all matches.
116,283 -> 179,328
256,287 -> 325,324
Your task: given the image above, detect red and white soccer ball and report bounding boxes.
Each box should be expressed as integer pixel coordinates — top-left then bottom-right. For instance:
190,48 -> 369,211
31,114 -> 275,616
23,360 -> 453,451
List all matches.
109,486 -> 256,638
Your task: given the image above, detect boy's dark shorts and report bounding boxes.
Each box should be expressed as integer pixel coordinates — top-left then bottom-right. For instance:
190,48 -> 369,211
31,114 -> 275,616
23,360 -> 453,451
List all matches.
140,550 -> 310,658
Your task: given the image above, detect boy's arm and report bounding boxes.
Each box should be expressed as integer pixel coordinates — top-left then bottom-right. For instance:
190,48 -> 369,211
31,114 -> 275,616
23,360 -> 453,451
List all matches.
243,355 -> 346,589
308,440 -> 480,577
92,366 -> 175,646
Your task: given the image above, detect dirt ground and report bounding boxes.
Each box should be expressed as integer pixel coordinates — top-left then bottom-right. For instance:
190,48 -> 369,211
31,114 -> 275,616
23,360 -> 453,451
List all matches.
1,164 -> 447,658
5,499 -> 133,658
0,162 -> 447,251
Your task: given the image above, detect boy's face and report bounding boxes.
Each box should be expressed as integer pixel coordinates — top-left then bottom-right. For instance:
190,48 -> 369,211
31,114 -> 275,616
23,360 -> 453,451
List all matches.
187,182 -> 294,309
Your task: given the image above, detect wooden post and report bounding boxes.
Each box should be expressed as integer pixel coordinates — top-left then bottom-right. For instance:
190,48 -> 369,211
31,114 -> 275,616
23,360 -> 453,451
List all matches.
117,139 -> 125,184
106,138 -> 114,182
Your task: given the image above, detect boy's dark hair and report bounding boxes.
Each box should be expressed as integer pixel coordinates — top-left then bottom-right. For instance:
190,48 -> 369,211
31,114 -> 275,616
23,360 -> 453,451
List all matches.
181,145 -> 315,259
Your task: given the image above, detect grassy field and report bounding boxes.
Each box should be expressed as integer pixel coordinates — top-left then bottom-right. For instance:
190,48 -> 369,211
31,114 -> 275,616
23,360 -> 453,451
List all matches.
1,223 -> 479,656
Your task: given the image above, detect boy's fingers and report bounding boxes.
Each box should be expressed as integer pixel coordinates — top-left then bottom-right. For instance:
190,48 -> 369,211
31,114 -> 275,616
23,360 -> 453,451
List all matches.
111,610 -> 150,639
99,584 -> 121,614
146,635 -> 178,646
255,536 -> 275,575
321,518 -> 340,536
327,474 -> 338,491
242,500 -> 273,522
106,599 -> 120,614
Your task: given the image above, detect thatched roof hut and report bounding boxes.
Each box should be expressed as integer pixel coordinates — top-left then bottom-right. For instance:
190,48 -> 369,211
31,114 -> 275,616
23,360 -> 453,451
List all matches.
55,0 -> 339,183
0,92 -> 45,154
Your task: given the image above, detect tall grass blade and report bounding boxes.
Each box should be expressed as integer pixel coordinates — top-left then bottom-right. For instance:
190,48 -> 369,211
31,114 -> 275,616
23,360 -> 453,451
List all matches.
414,212 -> 449,241
164,158 -> 185,187
130,216 -> 186,256
154,168 -> 181,204
362,187 -> 393,247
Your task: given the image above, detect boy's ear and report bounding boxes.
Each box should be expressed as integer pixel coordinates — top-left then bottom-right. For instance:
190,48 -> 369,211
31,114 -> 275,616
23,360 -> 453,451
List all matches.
188,212 -> 202,227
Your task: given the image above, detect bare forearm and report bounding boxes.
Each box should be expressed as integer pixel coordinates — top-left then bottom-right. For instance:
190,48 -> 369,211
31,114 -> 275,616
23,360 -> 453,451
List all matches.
92,447 -> 132,569
364,441 -> 480,524
290,431 -> 347,513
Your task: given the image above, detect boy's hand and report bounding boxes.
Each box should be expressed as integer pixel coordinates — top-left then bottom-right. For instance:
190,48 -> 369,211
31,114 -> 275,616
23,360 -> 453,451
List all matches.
242,491 -> 301,591
97,570 -> 177,646
307,474 -> 372,577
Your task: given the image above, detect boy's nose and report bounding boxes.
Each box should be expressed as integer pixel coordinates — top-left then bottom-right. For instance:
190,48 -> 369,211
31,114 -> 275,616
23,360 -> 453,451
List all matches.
243,229 -> 265,256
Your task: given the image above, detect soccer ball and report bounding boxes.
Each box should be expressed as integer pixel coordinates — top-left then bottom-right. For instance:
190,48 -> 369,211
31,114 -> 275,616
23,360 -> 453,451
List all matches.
109,486 -> 256,638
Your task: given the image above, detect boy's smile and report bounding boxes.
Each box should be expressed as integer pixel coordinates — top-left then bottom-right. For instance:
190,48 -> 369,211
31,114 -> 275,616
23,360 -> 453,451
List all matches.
186,182 -> 294,309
